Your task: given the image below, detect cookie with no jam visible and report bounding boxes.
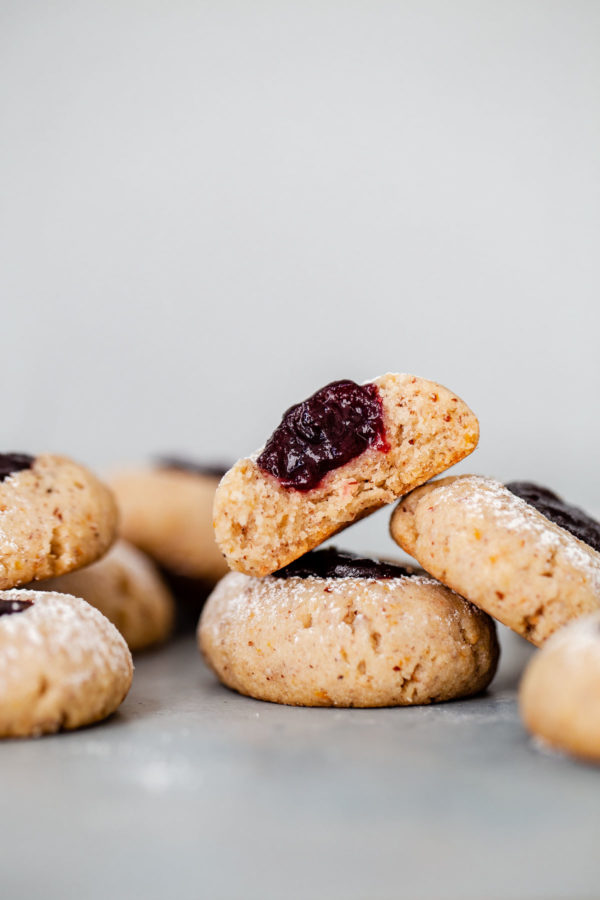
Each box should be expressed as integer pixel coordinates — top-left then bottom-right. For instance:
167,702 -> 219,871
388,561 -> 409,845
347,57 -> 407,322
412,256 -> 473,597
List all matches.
110,459 -> 229,585
390,475 -> 600,646
198,548 -> 498,707
519,613 -> 600,763
214,374 -> 479,577
37,539 -> 174,652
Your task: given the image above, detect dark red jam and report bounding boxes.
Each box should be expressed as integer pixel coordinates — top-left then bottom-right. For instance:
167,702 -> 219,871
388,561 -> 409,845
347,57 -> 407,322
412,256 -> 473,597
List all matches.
0,597 -> 34,617
506,482 -> 600,553
158,457 -> 229,479
0,453 -> 34,482
257,379 -> 388,492
272,547 -> 414,580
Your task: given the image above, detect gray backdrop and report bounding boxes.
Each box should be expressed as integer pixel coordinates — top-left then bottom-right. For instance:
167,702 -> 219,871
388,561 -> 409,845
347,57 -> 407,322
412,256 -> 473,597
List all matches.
1,1 -> 598,555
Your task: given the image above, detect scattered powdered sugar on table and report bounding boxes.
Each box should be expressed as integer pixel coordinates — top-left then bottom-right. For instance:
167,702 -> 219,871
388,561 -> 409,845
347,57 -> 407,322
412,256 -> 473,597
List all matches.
530,734 -> 568,759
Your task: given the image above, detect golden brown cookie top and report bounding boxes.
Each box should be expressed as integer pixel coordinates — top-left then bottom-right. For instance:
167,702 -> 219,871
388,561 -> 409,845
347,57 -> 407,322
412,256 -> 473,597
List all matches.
391,475 -> 600,646
0,454 -> 118,590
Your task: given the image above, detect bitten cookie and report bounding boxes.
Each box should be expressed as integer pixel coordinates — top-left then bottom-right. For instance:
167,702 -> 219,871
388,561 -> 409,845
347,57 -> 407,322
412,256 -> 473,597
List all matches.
0,590 -> 133,738
198,548 -> 499,707
110,459 -> 228,584
0,453 -> 118,589
519,613 -> 600,762
390,476 -> 600,646
37,540 -> 174,652
214,374 -> 479,577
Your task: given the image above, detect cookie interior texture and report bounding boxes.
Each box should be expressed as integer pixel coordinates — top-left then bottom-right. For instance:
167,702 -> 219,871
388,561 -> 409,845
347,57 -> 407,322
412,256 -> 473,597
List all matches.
214,373 -> 479,577
390,475 -> 600,646
519,613 -> 600,762
198,571 -> 498,708
0,590 -> 133,738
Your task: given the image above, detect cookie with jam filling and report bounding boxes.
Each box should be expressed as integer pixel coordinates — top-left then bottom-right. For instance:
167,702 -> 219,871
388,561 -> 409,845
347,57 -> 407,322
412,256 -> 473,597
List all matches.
198,547 -> 498,707
214,373 -> 479,577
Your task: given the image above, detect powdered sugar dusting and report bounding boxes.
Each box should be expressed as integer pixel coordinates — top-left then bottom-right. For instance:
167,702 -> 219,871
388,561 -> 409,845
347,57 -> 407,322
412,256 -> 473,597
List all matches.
203,569 -> 485,640
439,476 -> 600,589
0,589 -> 132,693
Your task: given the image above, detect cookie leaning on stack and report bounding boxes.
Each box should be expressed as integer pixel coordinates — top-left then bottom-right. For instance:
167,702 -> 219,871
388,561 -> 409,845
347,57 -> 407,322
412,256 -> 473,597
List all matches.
390,476 -> 600,646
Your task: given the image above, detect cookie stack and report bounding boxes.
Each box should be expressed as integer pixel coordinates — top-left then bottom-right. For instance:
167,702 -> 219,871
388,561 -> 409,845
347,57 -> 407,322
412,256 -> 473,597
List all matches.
0,453 -> 133,737
200,373 -> 493,707
199,373 -> 600,752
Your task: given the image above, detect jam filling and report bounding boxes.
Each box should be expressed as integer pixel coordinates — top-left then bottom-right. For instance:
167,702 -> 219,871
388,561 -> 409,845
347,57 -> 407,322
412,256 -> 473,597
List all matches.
158,457 -> 229,479
506,481 -> 600,553
0,453 -> 35,482
0,597 -> 34,617
257,379 -> 388,492
272,547 -> 413,580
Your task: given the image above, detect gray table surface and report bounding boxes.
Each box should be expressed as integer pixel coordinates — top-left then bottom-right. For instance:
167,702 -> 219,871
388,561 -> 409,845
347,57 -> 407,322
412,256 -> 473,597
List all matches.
2,631 -> 599,900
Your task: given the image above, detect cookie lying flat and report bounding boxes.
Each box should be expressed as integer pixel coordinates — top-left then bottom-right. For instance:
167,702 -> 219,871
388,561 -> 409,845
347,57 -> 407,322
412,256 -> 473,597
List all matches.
0,453 -> 118,589
0,590 -> 133,738
37,540 -> 174,652
520,613 -> 600,762
198,548 -> 498,707
214,374 -> 479,577
110,459 -> 229,584
390,476 -> 600,646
